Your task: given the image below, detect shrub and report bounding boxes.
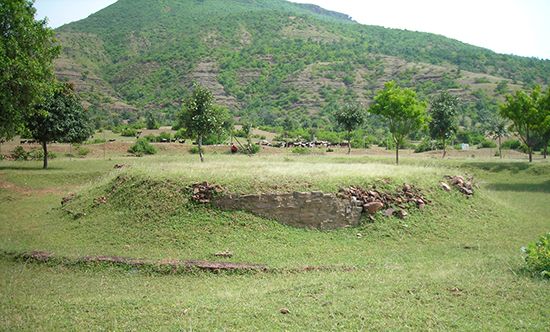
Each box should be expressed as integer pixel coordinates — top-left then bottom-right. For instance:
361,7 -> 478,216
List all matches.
473,77 -> 491,84
523,233 -> 550,278
28,148 -> 43,160
25,148 -> 55,160
157,132 -> 173,142
120,127 -> 138,137
456,130 -> 485,145
11,146 -> 28,160
76,146 -> 90,157
240,144 -> 260,154
291,147 -> 310,154
501,139 -> 522,150
174,129 -> 186,140
128,139 -> 157,156
478,139 -> 497,149
87,138 -> 106,144
143,134 -> 157,142
189,146 -> 199,154
414,138 -> 441,153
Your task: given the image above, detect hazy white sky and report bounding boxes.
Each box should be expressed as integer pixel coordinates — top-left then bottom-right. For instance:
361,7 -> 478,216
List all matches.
35,0 -> 550,59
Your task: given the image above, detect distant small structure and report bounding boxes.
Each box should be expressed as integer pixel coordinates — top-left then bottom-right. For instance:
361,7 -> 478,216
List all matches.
461,143 -> 469,151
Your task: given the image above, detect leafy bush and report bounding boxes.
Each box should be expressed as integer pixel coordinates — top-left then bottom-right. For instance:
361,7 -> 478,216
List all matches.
157,132 -> 173,142
174,129 -> 186,140
501,139 -> 522,150
240,144 -> 260,154
414,138 -> 441,153
120,127 -> 138,137
76,146 -> 90,157
143,134 -> 157,142
87,138 -> 106,144
474,77 -> 491,84
523,233 -> 550,278
456,130 -> 485,145
11,146 -> 28,160
128,139 -> 157,156
478,139 -> 497,148
291,147 -> 310,154
22,148 -> 56,160
28,148 -> 43,160
189,146 -> 199,154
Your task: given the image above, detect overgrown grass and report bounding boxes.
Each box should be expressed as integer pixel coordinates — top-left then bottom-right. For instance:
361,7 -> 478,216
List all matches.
0,155 -> 549,330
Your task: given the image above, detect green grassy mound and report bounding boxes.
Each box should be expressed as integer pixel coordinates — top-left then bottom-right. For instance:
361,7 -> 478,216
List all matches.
3,157 -> 502,269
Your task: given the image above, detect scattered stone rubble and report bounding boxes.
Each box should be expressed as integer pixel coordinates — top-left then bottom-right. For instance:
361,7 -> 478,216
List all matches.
61,193 -> 75,206
441,175 -> 475,196
190,182 -> 224,203
338,184 -> 430,219
93,196 -> 108,206
214,250 -> 233,258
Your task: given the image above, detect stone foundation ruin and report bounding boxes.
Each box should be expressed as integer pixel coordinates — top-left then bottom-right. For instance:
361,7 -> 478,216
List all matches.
190,181 -> 443,230
213,191 -> 364,230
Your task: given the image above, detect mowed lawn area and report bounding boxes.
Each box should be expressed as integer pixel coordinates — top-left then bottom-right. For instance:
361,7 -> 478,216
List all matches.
0,153 -> 548,330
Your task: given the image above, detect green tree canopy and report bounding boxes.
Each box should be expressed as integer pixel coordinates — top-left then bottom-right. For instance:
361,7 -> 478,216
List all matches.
0,0 -> 60,140
179,83 -> 229,162
536,87 -> 550,158
25,83 -> 93,168
499,87 -> 540,162
145,111 -> 159,130
369,81 -> 427,164
485,114 -> 509,159
428,91 -> 459,158
334,103 -> 366,154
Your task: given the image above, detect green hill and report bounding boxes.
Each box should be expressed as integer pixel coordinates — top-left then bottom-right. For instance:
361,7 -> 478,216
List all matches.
54,0 -> 550,129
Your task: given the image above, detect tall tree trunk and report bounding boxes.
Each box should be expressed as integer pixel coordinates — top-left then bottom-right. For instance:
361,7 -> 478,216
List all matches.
395,146 -> 399,165
544,144 -> 548,159
526,130 -> 532,162
42,141 -> 48,169
198,135 -> 204,162
498,136 -> 502,159
347,130 -> 351,155
442,138 -> 446,158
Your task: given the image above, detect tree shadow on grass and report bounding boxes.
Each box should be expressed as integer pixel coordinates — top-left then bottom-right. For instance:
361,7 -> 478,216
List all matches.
465,162 -> 532,174
0,165 -> 62,171
485,180 -> 550,193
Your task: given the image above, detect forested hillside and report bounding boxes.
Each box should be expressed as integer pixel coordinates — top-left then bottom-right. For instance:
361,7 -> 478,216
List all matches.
54,0 -> 550,130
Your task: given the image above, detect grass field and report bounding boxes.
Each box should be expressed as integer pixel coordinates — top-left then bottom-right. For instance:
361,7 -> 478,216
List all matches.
0,151 -> 548,330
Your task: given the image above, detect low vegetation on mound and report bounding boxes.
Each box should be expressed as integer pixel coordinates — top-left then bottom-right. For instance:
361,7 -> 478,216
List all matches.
19,156 -> 491,269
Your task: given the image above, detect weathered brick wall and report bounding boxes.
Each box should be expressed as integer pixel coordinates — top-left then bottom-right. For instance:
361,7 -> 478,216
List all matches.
213,192 -> 363,230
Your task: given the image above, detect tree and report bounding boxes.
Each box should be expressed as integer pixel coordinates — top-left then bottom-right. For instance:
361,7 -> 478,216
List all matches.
334,103 -> 366,154
0,0 -> 60,140
428,91 -> 459,158
486,116 -> 509,159
369,81 -> 427,164
145,111 -> 159,130
25,83 -> 93,169
242,122 -> 253,146
179,83 -> 227,162
499,88 -> 540,162
536,87 -> 550,159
